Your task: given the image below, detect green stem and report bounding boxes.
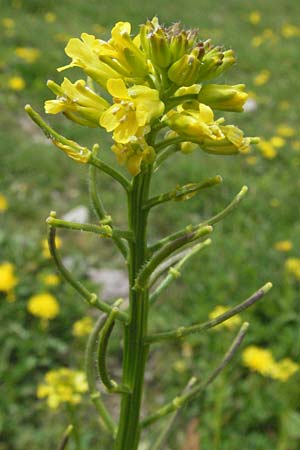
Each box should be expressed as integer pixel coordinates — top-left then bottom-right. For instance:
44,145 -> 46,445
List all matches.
47,225 -> 129,323
113,169 -> 152,450
85,313 -> 117,436
88,163 -> 128,258
150,239 -> 212,305
149,185 -> 248,254
89,153 -> 131,192
57,425 -> 73,450
97,302 -> 131,394
67,405 -> 81,450
142,322 -> 249,428
146,282 -> 272,343
47,214 -> 133,241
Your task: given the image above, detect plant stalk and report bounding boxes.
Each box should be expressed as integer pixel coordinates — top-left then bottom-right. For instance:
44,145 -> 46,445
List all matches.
114,169 -> 152,450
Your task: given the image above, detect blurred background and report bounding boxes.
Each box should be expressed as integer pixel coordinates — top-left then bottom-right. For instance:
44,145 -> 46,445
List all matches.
1,0 -> 300,449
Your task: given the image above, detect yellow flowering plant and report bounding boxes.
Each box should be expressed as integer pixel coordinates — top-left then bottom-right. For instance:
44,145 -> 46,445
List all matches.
25,17 -> 272,450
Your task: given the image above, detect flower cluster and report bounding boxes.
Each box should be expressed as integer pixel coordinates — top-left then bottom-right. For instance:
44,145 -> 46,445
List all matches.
242,346 -> 298,382
0,262 -> 18,301
42,17 -> 258,175
27,293 -> 60,320
37,368 -> 88,409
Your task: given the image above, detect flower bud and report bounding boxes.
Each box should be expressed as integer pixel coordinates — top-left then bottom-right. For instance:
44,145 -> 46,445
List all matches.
168,47 -> 202,86
148,28 -> 172,68
197,84 -> 248,112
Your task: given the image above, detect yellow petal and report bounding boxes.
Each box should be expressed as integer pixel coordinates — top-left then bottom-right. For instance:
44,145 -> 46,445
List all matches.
107,78 -> 128,98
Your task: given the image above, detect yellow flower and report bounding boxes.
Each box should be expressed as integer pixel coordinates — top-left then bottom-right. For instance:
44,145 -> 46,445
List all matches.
0,194 -> 8,212
269,136 -> 285,148
8,76 -> 26,91
0,262 -> 18,295
15,47 -> 40,64
41,274 -> 60,286
100,78 -> 164,144
253,70 -> 270,86
257,139 -> 277,159
243,347 -> 298,382
281,24 -> 300,38
242,346 -> 278,377
285,258 -> 300,279
248,11 -> 261,25
279,100 -> 290,111
37,368 -> 88,409
209,305 -> 241,330
292,141 -> 300,151
45,78 -> 109,127
42,237 -> 62,258
44,12 -> 56,23
272,359 -> 298,382
274,240 -> 292,252
27,293 -> 60,320
58,33 -> 121,88
246,156 -> 258,165
276,125 -> 295,137
112,136 -> 156,176
2,18 -> 15,29
72,316 -> 94,337
251,36 -> 263,48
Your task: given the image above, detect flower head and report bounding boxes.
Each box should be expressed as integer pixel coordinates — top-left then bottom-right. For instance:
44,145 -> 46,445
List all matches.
72,316 -> 94,337
0,194 -> 8,212
100,78 -> 164,143
37,368 -> 88,409
0,262 -> 18,298
285,258 -> 300,279
27,293 -> 60,320
45,78 -> 109,127
15,47 -> 40,64
8,76 -> 26,91
242,346 -> 278,377
112,136 -> 155,175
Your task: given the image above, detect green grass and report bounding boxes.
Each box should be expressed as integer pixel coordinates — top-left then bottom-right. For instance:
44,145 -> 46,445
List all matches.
1,0 -> 300,449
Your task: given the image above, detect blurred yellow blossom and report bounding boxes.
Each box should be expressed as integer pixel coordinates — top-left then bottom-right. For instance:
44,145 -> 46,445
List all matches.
0,194 -> 8,212
285,258 -> 300,279
251,36 -> 263,48
15,47 -> 40,64
209,305 -> 241,330
27,293 -> 59,320
173,359 -> 188,373
257,140 -> 277,159
246,156 -> 258,166
54,33 -> 72,43
243,346 -> 298,381
274,240 -> 292,252
242,346 -> 277,377
72,316 -> 94,337
248,11 -> 261,25
273,359 -> 298,382
269,136 -> 285,148
0,262 -> 18,299
292,141 -> 300,151
281,24 -> 300,38
44,12 -> 57,23
37,368 -> 88,409
253,70 -> 270,86
276,125 -> 296,137
2,18 -> 15,29
8,76 -> 26,91
270,198 -> 280,208
41,274 -> 60,286
42,237 -> 62,258
279,100 -> 290,111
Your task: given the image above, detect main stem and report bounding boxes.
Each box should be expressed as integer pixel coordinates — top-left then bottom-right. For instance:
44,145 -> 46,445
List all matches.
114,170 -> 151,450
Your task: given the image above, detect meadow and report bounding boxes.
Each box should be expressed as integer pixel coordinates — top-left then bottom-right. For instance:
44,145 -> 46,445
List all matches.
1,0 -> 300,449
